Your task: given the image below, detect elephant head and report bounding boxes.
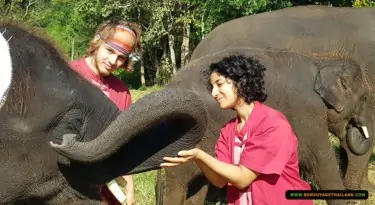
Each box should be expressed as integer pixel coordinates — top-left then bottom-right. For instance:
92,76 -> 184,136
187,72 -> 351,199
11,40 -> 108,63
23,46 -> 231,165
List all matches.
0,21 -> 208,204
314,58 -> 373,155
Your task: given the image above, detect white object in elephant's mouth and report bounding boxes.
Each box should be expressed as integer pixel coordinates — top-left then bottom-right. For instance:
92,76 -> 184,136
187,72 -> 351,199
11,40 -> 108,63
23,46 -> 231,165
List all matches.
0,31 -> 13,109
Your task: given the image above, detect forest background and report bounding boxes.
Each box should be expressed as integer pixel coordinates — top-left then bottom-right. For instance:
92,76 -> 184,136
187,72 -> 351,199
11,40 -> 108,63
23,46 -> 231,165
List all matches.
2,0 -> 375,204
2,0 -> 373,89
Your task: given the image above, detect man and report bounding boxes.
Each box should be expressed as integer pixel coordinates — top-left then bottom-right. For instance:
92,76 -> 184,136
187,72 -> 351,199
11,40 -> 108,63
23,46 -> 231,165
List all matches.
70,19 -> 142,205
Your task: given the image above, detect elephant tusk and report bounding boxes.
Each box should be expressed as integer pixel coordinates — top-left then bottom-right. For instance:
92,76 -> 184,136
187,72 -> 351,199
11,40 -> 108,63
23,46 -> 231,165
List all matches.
106,179 -> 127,204
361,126 -> 370,139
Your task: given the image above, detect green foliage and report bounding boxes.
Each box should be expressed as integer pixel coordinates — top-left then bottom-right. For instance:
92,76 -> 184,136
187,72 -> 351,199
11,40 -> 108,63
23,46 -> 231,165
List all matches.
189,0 -> 293,37
32,1 -> 78,57
155,55 -> 173,86
141,1 -> 167,47
113,68 -> 143,89
4,0 -> 370,87
353,0 -> 375,7
289,0 -> 353,6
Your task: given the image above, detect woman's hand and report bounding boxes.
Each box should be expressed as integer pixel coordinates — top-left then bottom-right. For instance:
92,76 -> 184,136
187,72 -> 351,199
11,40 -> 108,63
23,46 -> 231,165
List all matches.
160,148 -> 200,167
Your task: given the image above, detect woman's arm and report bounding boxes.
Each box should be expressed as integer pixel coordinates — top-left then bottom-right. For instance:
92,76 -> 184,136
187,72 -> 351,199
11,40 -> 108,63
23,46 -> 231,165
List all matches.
195,149 -> 259,190
194,159 -> 227,188
161,148 -> 260,190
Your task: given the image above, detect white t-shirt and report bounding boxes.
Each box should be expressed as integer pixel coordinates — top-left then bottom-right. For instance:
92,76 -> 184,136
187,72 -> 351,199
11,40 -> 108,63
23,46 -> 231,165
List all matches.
234,133 -> 253,205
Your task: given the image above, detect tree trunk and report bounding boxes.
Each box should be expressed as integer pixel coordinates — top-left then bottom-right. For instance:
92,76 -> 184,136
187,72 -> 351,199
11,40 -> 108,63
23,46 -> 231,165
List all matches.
24,0 -> 36,17
71,38 -> 75,60
140,60 -> 145,86
180,21 -> 190,68
136,2 -> 146,86
163,0 -> 177,75
167,32 -> 177,74
201,9 -> 205,39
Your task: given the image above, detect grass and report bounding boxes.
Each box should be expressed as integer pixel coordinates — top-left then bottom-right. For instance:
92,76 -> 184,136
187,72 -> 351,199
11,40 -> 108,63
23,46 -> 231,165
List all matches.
128,87 -> 375,205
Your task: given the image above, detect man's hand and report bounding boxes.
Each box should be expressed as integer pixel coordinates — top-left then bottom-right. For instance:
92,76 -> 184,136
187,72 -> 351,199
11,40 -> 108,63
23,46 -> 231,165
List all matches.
125,191 -> 135,205
123,175 -> 135,205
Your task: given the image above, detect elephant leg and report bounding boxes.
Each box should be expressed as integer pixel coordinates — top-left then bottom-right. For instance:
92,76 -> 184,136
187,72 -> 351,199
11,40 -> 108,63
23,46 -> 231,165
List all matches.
162,165 -> 212,205
185,121 -> 223,205
185,176 -> 209,205
162,162 -> 204,205
339,135 -> 375,194
162,167 -> 188,205
300,139 -> 347,205
184,169 -> 226,205
161,121 -> 223,205
293,119 -> 346,205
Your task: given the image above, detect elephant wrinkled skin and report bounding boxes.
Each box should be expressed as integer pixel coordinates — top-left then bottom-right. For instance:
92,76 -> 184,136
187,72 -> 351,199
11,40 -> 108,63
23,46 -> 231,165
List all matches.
156,5 -> 375,204
158,47 -> 375,205
155,5 -> 375,205
0,22 -> 207,204
191,3 -> 375,197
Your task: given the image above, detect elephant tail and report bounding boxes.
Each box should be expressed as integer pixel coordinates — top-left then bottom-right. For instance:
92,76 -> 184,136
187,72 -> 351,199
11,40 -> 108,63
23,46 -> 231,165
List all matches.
156,169 -> 164,205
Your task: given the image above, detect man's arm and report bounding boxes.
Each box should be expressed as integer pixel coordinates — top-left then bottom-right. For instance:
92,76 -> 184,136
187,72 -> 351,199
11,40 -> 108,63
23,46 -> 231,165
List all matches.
122,175 -> 135,205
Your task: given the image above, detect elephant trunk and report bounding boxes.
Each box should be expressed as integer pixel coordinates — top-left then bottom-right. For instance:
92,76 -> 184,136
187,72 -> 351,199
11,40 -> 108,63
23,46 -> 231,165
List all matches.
49,88 -> 207,163
346,116 -> 373,156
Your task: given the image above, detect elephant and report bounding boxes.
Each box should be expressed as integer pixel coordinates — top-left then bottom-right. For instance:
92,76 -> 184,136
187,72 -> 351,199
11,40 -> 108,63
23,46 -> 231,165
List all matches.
154,5 -> 375,205
152,50 -> 375,205
0,22 -> 208,204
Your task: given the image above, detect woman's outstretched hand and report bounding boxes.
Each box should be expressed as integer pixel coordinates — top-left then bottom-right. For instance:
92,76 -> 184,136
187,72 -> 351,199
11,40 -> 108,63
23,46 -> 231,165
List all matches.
160,148 -> 200,167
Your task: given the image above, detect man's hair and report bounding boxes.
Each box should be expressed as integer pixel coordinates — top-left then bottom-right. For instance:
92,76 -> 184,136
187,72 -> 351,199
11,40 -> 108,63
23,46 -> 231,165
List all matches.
205,55 -> 268,104
88,19 -> 143,72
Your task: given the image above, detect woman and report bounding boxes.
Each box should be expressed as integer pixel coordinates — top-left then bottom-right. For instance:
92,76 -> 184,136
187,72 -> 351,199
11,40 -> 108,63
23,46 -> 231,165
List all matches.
161,55 -> 313,205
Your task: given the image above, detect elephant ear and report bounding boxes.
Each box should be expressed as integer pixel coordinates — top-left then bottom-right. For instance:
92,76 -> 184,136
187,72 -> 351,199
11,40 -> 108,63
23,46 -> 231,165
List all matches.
314,62 -> 353,113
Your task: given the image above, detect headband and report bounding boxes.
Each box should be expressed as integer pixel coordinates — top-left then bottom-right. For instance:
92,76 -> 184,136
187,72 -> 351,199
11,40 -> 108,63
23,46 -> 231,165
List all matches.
98,25 -> 137,56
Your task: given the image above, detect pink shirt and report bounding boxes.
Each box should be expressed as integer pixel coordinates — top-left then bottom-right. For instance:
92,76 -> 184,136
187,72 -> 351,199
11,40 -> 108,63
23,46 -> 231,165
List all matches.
69,57 -> 132,111
215,101 -> 313,205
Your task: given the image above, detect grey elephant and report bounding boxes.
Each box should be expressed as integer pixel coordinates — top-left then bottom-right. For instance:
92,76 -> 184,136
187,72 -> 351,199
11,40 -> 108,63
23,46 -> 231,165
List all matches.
0,22 -> 208,204
152,46 -> 374,205
155,5 -> 375,205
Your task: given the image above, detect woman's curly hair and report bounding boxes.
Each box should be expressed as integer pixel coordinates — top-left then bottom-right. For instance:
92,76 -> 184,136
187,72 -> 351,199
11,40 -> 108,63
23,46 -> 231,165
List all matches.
205,54 -> 268,104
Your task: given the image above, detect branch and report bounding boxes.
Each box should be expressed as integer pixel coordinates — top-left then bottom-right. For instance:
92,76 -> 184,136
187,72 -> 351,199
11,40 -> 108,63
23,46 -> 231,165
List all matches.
24,0 -> 37,17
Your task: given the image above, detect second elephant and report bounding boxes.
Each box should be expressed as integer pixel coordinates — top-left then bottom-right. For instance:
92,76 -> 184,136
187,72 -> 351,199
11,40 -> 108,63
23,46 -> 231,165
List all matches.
183,4 -> 375,205
156,47 -> 375,205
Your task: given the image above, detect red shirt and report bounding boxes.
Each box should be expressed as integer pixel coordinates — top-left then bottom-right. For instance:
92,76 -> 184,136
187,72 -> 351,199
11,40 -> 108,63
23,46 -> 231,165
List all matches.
69,57 -> 132,205
69,57 -> 132,111
215,101 -> 313,205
